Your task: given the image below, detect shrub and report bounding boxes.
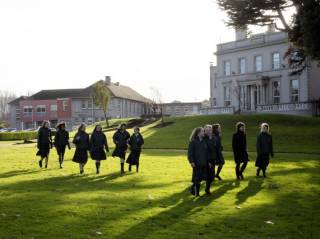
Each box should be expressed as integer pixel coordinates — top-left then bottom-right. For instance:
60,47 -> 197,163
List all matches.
0,131 -> 38,141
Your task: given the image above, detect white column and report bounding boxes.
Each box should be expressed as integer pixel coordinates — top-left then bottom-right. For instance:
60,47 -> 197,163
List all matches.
251,85 -> 255,111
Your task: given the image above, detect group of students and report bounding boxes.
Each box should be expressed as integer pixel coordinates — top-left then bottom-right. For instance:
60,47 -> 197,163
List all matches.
36,121 -> 144,175
187,122 -> 274,197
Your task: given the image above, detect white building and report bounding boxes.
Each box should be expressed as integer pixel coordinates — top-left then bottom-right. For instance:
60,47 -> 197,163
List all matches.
208,27 -> 320,116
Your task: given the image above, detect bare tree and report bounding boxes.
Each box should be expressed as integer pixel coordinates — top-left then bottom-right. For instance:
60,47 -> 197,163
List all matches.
149,86 -> 164,124
0,91 -> 16,121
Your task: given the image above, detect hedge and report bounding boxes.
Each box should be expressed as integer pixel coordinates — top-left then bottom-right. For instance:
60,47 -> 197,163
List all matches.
0,131 -> 38,141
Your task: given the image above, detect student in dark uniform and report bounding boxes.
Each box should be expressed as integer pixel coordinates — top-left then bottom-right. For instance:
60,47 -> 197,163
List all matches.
72,124 -> 90,174
112,123 -> 130,175
188,127 -> 212,197
54,122 -> 71,169
232,122 -> 249,180
90,124 -> 109,174
212,124 -> 225,180
255,123 -> 274,178
203,125 -> 216,184
126,127 -> 144,173
37,121 -> 53,168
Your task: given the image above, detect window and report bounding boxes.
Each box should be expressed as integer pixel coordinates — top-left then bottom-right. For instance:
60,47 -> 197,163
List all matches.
50,105 -> 57,112
223,60 -> 231,76
255,55 -> 262,72
272,52 -> 280,70
82,117 -> 86,123
23,106 -> 33,117
63,101 -> 68,112
36,105 -> 46,116
291,79 -> 299,103
223,86 -> 231,106
272,81 -> 281,104
87,117 -> 93,124
212,98 -> 217,107
239,57 -> 246,74
81,100 -> 86,109
88,100 -> 92,109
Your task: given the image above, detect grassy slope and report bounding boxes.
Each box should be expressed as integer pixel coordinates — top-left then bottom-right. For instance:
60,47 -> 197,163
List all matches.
4,114 -> 320,154
140,114 -> 320,153
0,145 -> 319,239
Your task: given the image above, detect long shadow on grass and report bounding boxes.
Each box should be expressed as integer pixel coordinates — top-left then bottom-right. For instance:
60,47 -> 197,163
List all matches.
235,179 -> 264,205
114,180 -> 241,239
0,169 -> 41,179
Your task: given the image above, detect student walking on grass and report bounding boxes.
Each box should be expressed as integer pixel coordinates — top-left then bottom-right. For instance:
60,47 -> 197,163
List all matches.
126,127 -> 144,173
90,124 -> 109,174
188,127 -> 212,196
72,124 -> 90,174
255,123 -> 274,178
212,124 -> 225,180
203,125 -> 216,183
37,121 -> 53,169
112,123 -> 130,175
232,122 -> 249,180
54,122 -> 71,169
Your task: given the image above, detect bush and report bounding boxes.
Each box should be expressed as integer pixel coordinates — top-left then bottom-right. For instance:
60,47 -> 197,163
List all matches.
0,131 -> 38,141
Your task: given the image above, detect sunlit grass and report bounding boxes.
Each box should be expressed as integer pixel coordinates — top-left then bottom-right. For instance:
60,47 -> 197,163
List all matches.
0,144 -> 319,239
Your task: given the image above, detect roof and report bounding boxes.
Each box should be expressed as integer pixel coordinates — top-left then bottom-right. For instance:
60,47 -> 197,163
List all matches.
8,96 -> 29,105
30,88 -> 86,100
106,83 -> 152,103
9,81 -> 152,104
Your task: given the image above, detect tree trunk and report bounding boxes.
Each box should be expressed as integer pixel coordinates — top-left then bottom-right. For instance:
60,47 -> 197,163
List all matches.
103,110 -> 109,127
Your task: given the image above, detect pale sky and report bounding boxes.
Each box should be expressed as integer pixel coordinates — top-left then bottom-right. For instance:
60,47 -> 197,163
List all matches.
1,0 -> 246,102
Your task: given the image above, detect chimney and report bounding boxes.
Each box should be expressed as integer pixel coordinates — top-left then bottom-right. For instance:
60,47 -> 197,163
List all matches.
105,76 -> 111,85
235,26 -> 247,41
267,23 -> 276,33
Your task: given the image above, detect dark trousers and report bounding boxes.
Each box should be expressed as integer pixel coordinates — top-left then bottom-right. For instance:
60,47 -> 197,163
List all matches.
236,162 -> 247,178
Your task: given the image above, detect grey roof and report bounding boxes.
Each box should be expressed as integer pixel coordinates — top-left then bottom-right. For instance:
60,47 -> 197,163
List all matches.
9,81 -> 152,104
30,88 -> 86,100
106,83 -> 152,103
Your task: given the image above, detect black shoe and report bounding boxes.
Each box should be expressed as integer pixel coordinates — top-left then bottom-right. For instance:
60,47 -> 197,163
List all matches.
38,160 -> 43,168
216,175 -> 222,181
129,166 -> 132,172
121,170 -> 125,176
256,169 -> 260,177
80,169 -> 84,174
205,189 -> 211,195
60,164 -> 62,169
96,169 -> 100,174
240,173 -> 244,180
45,164 -> 48,169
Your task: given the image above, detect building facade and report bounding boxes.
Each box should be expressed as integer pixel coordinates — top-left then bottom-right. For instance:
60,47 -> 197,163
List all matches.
209,27 -> 320,116
9,77 -> 152,130
161,102 -> 202,116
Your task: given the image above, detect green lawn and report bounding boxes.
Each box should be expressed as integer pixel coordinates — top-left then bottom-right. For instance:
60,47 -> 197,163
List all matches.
0,114 -> 319,238
140,114 -> 320,153
0,144 -> 319,239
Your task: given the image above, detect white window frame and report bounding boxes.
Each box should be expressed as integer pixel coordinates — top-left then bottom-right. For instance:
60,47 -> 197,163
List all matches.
62,101 -> 68,112
239,57 -> 246,74
291,79 -> 299,103
36,105 -> 46,116
272,52 -> 280,70
50,104 -> 57,112
223,60 -> 231,76
254,55 -> 263,72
